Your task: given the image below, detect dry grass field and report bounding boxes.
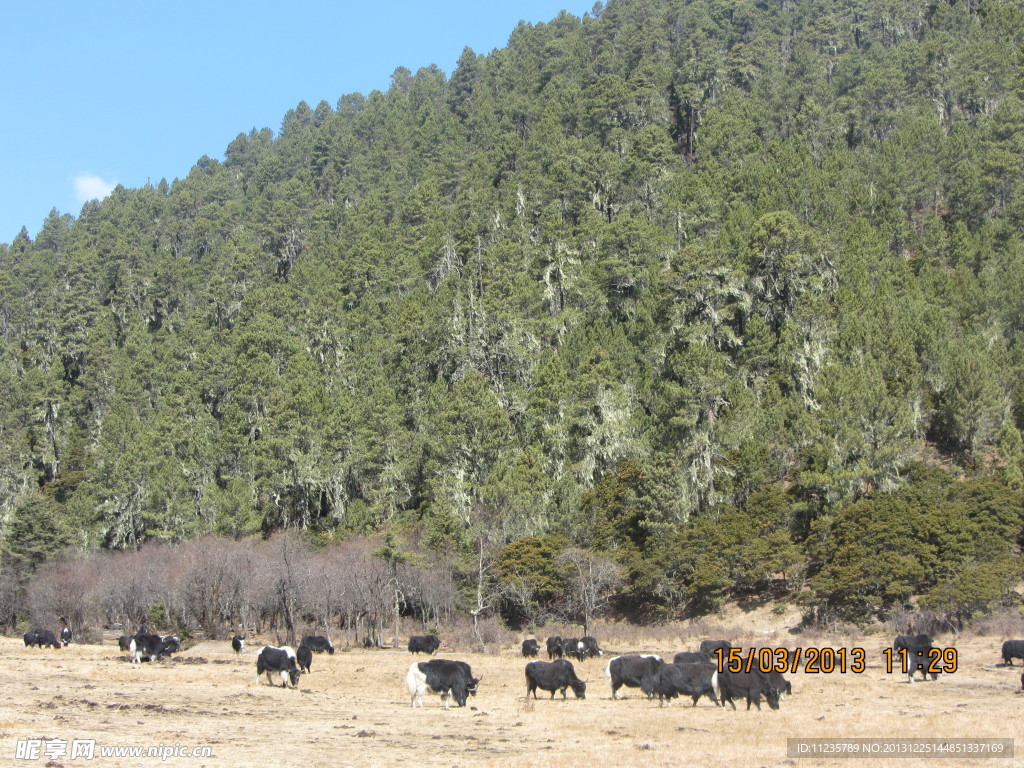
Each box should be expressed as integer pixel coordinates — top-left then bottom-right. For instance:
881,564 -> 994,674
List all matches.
1,629 -> 1021,768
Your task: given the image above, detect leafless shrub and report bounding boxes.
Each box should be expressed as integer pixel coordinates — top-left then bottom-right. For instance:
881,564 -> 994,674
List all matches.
682,617 -> 737,642
221,537 -> 261,634
887,607 -> 959,639
555,548 -> 624,636
886,606 -> 913,637
791,622 -> 827,642
241,544 -> 275,635
590,620 -> 730,654
444,615 -> 515,653
966,607 -> 1024,637
74,625 -> 104,644
300,542 -> 350,635
95,545 -> 162,632
26,552 -> 104,633
819,621 -> 865,644
399,549 -> 458,629
175,536 -> 255,639
342,537 -> 393,647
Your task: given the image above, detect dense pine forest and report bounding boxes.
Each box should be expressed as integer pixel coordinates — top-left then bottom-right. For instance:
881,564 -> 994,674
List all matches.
2,0 -> 1024,635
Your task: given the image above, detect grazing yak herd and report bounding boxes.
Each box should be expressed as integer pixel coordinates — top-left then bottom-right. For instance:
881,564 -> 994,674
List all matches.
22,624 -> 73,649
603,640 -> 782,710
247,630 -> 1024,707
21,624 -> 1024,706
403,632 -> 1022,709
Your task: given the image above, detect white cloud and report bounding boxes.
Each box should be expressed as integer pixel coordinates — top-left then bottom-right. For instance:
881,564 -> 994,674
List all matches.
74,174 -> 117,203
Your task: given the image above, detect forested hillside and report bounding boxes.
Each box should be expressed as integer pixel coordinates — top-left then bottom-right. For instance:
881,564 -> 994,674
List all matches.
2,0 -> 1024,629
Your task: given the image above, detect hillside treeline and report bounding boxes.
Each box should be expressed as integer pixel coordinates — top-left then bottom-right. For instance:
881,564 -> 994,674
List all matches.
2,0 -> 1024,627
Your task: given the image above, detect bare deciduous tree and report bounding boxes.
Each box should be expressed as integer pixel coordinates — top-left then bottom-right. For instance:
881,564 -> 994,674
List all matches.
97,545 -> 163,633
177,536 -> 253,639
342,538 -> 392,647
27,553 -> 102,634
301,544 -> 349,637
556,548 -> 624,636
257,531 -> 310,646
401,556 -> 458,628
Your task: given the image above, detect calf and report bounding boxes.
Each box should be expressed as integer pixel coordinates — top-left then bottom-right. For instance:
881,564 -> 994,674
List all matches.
117,635 -> 132,651
607,654 -> 662,699
406,659 -> 479,708
408,635 -> 441,655
231,635 -> 245,654
297,643 -> 313,673
525,659 -> 587,700
61,627 -> 72,647
256,645 -> 301,688
1001,640 -> 1024,666
159,636 -> 181,656
301,635 -> 335,654
129,633 -> 165,663
522,639 -> 540,657
546,636 -> 564,660
641,661 -> 720,707
719,669 -> 780,711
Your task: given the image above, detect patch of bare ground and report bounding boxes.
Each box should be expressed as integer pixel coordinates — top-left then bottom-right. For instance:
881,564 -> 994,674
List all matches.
1,631 -> 1020,767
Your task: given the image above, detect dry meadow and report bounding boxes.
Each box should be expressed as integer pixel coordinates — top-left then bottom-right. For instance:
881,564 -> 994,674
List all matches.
0,628 -> 1021,768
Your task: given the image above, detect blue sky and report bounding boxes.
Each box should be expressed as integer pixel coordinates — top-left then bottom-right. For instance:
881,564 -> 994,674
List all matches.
1,1 -> 596,245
